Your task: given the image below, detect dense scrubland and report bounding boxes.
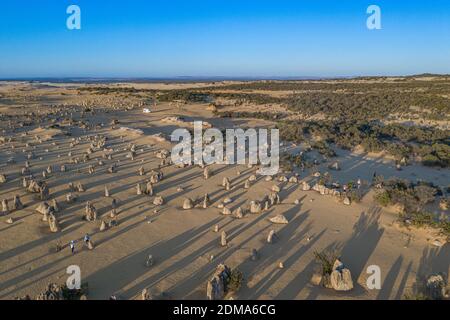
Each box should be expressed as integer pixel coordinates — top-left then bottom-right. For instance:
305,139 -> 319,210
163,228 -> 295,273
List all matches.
80,77 -> 450,168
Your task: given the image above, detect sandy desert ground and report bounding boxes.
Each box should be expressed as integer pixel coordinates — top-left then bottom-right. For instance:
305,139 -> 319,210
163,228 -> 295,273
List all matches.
0,81 -> 448,300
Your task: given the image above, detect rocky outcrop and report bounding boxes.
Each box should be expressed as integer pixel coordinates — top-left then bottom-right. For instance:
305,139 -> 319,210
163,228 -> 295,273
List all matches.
330,259 -> 353,291
206,264 -> 232,300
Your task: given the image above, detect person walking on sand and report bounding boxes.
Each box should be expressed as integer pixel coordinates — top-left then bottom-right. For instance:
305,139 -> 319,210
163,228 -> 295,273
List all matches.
69,240 -> 76,254
84,234 -> 90,245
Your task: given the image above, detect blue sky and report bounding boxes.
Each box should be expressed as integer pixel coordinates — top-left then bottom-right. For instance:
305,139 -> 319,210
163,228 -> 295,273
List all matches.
0,0 -> 449,78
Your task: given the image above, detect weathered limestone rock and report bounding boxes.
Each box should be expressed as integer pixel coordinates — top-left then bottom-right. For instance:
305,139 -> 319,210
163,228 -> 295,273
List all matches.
22,177 -> 28,188
268,192 -> 280,205
136,183 -> 143,195
182,198 -> 194,210
110,208 -> 117,218
263,200 -> 270,211
302,181 -> 311,191
145,181 -> 154,196
343,196 -> 351,205
153,196 -> 164,205
1,199 -> 9,214
233,207 -> 244,219
76,182 -> 85,192
202,193 -> 210,208
150,174 -> 159,184
66,193 -> 77,203
0,174 -> 6,183
267,230 -> 277,243
141,288 -> 153,300
269,214 -> 288,224
248,174 -> 257,182
27,180 -> 42,193
48,214 -> 59,233
87,240 -> 95,250
99,220 -> 107,231
51,199 -> 59,213
203,167 -> 211,179
222,206 -> 232,215
289,176 -> 298,183
36,202 -> 53,215
156,149 -> 170,159
206,264 -> 231,300
250,201 -> 262,214
271,184 -> 281,192
85,202 -> 97,221
330,259 -> 353,291
220,231 -> 227,246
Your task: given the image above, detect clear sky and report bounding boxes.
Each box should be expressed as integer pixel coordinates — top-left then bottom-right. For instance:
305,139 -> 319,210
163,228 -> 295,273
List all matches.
0,0 -> 449,78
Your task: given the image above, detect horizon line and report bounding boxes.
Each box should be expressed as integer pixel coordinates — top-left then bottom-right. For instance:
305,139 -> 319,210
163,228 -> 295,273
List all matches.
1,73 -> 449,83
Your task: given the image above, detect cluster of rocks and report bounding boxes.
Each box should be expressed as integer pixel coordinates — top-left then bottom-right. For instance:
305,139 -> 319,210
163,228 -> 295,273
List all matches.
206,264 -> 232,300
35,202 -> 59,232
313,258 -> 354,292
182,193 -> 210,210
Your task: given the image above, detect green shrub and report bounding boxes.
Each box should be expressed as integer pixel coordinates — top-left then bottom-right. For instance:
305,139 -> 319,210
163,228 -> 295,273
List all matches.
228,269 -> 244,292
313,250 -> 340,276
374,190 -> 391,206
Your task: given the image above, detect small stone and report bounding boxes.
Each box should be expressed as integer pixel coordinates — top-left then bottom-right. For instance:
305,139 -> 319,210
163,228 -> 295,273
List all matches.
182,198 -> 194,210
269,214 -> 288,224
